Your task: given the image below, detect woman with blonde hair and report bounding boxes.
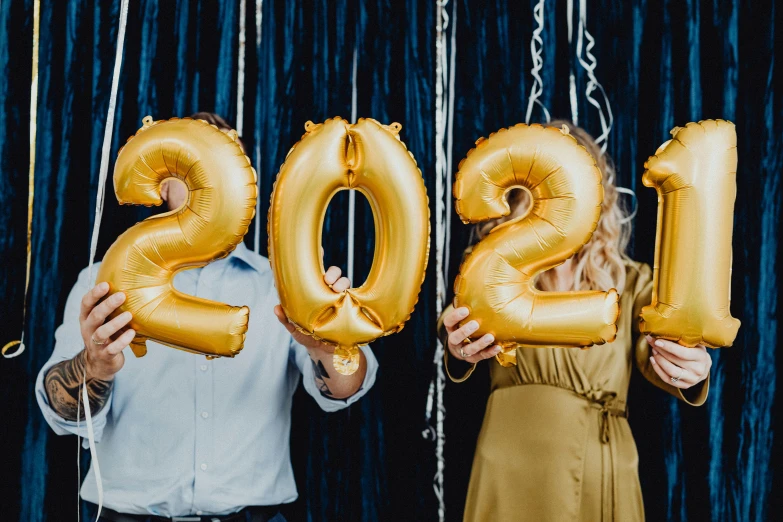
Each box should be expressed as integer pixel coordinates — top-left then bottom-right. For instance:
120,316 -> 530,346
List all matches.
440,121 -> 712,521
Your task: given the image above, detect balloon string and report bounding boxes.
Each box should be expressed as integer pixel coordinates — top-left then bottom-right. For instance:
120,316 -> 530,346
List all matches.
616,186 -> 638,224
87,0 -> 130,285
82,373 -> 104,521
252,0 -> 263,254
575,0 -> 613,152
566,0 -> 579,125
3,0 -> 40,359
524,0 -> 551,125
236,0 -> 246,137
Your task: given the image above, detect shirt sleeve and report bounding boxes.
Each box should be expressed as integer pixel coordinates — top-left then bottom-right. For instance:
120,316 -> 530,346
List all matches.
289,338 -> 378,413
631,263 -> 710,406
35,266 -> 112,442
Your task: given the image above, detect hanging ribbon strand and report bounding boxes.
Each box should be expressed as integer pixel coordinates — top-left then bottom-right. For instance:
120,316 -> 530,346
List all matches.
524,0 -> 551,125
566,0 -> 579,125
252,0 -> 263,254
346,43 -> 358,281
236,0 -> 247,137
80,1 -> 130,520
575,0 -> 613,152
422,1 -> 454,521
2,0 -> 40,359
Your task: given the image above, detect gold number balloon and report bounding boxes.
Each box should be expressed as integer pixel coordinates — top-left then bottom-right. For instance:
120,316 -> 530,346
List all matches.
96,117 -> 258,359
639,119 -> 740,347
268,117 -> 430,375
453,124 -> 619,366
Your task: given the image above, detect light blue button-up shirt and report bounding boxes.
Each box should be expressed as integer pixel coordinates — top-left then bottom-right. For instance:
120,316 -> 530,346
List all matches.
35,243 -> 378,516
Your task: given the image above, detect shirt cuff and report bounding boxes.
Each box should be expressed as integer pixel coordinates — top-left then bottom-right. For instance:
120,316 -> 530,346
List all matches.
35,357 -> 111,444
303,345 -> 378,413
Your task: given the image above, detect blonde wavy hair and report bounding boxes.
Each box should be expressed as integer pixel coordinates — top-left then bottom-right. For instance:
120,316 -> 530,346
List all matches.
471,120 -> 632,294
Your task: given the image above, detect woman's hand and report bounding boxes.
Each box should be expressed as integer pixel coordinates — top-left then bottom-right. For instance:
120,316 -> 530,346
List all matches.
273,265 -> 351,353
442,307 -> 501,364
647,335 -> 712,389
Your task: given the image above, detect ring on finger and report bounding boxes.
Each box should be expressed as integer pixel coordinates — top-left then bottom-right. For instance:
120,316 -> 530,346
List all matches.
459,347 -> 467,359
91,336 -> 108,346
670,367 -> 685,383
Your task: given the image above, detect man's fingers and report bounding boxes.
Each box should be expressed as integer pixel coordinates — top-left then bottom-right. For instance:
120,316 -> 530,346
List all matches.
106,329 -> 136,356
80,282 -> 110,321
448,320 -> 479,347
86,292 -> 126,329
273,305 -> 296,333
646,336 -> 700,361
93,311 -> 133,344
324,266 -> 342,286
443,307 -> 469,330
331,276 -> 350,293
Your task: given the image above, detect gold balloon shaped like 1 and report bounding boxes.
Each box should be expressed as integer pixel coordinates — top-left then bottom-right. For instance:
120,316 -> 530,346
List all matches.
639,119 -> 740,347
96,116 -> 258,359
453,124 -> 620,367
268,117 -> 430,375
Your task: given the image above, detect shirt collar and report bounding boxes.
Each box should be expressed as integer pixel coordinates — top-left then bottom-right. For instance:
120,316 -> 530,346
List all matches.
229,241 -> 267,273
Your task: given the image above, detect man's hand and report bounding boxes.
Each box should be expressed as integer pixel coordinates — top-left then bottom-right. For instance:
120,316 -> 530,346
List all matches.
647,335 -> 712,389
80,282 -> 135,381
442,306 -> 501,364
274,266 -> 366,399
273,266 -> 350,352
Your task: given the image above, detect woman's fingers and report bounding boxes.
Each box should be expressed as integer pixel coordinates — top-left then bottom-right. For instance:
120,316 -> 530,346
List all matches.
443,307 -> 469,330
646,336 -> 700,361
650,354 -> 693,388
448,320 -> 479,347
92,311 -> 133,345
464,344 -> 501,364
80,282 -> 110,321
86,291 -> 126,330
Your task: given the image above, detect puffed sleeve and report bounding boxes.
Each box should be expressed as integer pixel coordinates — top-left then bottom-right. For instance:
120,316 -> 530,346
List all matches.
632,263 -> 710,406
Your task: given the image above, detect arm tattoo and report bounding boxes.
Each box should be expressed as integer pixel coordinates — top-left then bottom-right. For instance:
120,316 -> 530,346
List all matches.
310,357 -> 334,398
44,350 -> 113,422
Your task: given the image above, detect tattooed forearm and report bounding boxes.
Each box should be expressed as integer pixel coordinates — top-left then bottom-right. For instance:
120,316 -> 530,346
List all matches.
45,350 -> 113,422
310,357 -> 334,398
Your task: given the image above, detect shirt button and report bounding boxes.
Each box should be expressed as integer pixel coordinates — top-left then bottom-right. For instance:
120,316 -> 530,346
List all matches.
201,411 -> 209,419
200,364 -> 208,371
200,463 -> 208,471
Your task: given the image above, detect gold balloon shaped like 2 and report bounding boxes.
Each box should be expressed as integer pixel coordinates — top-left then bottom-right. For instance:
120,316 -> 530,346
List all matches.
453,124 -> 620,367
640,119 -> 740,347
96,117 -> 258,359
268,117 -> 430,376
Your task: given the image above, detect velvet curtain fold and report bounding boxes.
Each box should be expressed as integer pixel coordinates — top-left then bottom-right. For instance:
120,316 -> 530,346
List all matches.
0,1 -> 780,521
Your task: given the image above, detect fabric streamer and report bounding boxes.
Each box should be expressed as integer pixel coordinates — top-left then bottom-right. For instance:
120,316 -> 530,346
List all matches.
421,1 -> 455,521
347,44 -> 358,281
575,0 -> 613,152
566,0 -> 579,125
2,0 -> 39,359
253,0 -> 263,254
524,0 -> 551,125
236,0 -> 246,137
80,0 -> 130,520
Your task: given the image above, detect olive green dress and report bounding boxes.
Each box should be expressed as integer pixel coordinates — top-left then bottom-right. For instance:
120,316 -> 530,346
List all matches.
443,261 -> 709,522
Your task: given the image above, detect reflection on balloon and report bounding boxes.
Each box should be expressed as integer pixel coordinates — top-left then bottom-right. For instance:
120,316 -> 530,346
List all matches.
96,116 -> 258,359
268,117 -> 430,375
453,124 -> 619,367
639,119 -> 740,347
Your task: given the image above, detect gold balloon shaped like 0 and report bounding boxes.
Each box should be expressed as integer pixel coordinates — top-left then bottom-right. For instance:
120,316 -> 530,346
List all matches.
268,117 -> 430,375
453,124 -> 619,367
639,119 -> 740,347
96,116 -> 258,359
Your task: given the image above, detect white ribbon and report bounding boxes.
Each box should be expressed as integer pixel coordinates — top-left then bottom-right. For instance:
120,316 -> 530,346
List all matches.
575,0 -> 613,152
236,0 -> 247,137
82,374 -> 104,521
524,0 -> 551,125
347,43 -> 359,281
253,0 -> 264,254
566,0 -> 578,125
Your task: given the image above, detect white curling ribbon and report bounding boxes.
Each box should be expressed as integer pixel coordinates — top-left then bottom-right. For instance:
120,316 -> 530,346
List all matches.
253,0 -> 264,254
576,0 -> 613,153
236,0 -> 247,137
83,374 -> 104,521
616,186 -> 638,224
525,0 -> 551,125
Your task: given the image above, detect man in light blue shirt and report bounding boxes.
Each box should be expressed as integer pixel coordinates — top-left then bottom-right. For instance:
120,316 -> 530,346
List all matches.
36,113 -> 378,522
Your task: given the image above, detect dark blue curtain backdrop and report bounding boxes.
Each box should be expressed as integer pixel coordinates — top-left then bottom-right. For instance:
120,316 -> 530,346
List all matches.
0,1 -> 780,521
